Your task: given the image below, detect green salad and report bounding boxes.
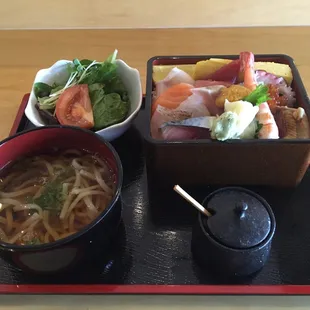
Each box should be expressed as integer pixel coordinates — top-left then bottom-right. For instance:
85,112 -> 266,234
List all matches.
33,50 -> 130,130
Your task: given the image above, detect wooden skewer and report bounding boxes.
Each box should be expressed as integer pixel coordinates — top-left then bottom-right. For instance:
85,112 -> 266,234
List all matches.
173,185 -> 212,217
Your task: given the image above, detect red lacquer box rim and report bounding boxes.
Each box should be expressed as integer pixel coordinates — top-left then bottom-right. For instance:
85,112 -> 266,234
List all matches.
1,93 -> 310,295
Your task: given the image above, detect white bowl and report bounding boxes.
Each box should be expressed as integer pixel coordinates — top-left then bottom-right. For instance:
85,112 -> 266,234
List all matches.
25,59 -> 143,141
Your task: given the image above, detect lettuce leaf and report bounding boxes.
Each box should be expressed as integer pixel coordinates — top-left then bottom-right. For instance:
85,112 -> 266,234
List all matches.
33,82 -> 52,99
92,93 -> 130,130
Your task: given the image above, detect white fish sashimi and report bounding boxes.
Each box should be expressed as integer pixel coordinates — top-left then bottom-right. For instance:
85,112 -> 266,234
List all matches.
155,68 -> 195,97
161,117 -> 214,141
161,116 -> 215,140
191,85 -> 225,116
150,105 -> 192,139
177,92 -> 211,117
161,116 -> 216,130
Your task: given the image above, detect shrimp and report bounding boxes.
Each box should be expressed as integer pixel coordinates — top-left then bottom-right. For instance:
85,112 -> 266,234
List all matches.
256,102 -> 279,139
240,51 -> 257,91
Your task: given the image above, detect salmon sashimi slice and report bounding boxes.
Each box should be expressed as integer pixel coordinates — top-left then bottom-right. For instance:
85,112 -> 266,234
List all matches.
152,83 -> 194,115
155,67 -> 195,97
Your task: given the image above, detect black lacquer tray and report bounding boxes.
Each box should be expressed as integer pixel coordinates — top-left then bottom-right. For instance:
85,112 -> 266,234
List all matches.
1,94 -> 310,295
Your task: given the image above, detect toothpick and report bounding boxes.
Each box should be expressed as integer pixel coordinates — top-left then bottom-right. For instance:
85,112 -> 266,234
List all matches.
173,185 -> 212,217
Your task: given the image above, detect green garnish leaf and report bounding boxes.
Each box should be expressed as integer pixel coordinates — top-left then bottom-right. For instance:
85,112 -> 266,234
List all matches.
50,85 -> 65,95
38,96 -> 58,110
105,49 -> 118,63
92,93 -> 130,130
34,82 -> 52,99
73,58 -> 84,73
79,62 -> 116,85
255,121 -> 263,138
80,59 -> 94,66
25,238 -> 41,245
66,63 -> 76,75
243,84 -> 271,106
32,168 -> 73,211
78,50 -> 118,86
33,181 -> 64,211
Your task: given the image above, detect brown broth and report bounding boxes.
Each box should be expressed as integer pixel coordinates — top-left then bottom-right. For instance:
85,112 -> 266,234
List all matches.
0,149 -> 116,246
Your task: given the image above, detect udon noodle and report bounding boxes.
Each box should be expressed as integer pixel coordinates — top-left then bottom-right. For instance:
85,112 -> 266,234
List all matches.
0,150 -> 116,245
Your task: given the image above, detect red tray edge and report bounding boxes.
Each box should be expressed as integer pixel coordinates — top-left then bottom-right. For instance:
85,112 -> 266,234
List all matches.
2,94 -> 310,296
9,94 -> 30,137
1,284 -> 310,295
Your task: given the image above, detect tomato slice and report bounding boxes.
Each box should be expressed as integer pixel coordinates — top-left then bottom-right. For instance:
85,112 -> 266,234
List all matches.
55,84 -> 94,129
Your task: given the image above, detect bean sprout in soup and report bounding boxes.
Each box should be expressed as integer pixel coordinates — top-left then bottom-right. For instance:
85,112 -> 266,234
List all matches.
0,149 -> 116,245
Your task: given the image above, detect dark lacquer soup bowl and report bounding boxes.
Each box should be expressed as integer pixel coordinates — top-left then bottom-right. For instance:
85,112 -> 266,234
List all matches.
0,126 -> 123,274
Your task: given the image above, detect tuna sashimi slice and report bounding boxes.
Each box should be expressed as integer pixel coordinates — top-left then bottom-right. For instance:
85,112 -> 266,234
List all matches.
203,59 -> 240,83
161,126 -> 212,141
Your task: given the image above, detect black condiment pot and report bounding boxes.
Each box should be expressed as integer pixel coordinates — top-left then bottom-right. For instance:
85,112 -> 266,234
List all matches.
191,187 -> 276,277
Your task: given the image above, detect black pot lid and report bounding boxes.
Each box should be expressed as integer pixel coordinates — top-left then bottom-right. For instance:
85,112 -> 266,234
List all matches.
205,188 -> 271,249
